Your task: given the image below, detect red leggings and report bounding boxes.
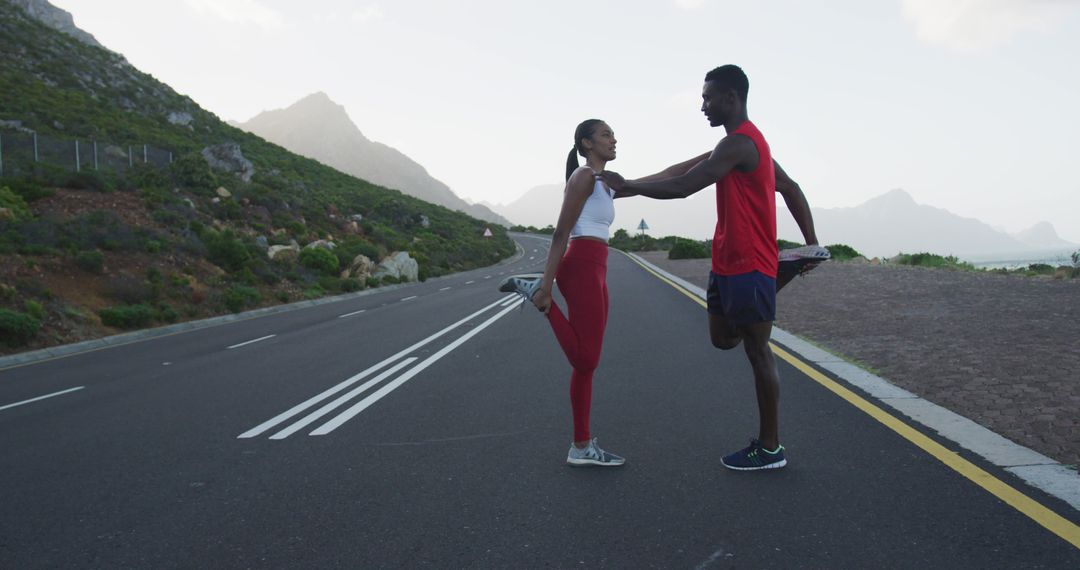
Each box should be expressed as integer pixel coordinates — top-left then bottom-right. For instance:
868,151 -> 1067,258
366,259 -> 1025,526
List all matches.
546,238 -> 609,442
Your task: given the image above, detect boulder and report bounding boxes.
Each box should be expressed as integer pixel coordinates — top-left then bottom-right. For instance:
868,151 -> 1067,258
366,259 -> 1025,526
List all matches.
341,254 -> 374,280
167,111 -> 193,126
373,251 -> 419,282
0,208 -> 13,221
201,142 -> 255,183
349,214 -> 364,223
215,186 -> 232,198
419,214 -> 430,228
304,239 -> 336,251
267,244 -> 300,261
255,236 -> 269,250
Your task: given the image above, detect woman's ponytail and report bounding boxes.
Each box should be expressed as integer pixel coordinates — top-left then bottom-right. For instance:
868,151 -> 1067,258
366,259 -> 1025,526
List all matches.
565,147 -> 579,182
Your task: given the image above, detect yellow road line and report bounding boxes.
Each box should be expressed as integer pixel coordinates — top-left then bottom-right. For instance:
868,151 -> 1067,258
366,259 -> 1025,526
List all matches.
623,252 -> 1080,550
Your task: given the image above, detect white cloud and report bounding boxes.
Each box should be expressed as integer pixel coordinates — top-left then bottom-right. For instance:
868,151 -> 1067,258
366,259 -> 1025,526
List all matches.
351,5 -> 384,23
185,0 -> 285,32
902,0 -> 1072,52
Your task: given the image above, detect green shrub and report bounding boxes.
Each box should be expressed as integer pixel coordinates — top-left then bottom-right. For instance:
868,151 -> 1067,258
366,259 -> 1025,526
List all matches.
98,304 -> 157,329
0,186 -> 32,222
299,247 -> 339,275
224,285 -> 261,312
24,300 -> 45,320
668,238 -> 710,260
893,252 -> 974,270
4,179 -> 54,202
1026,263 -> 1055,275
204,230 -> 251,271
0,309 -> 41,346
341,278 -> 362,292
777,239 -> 803,250
158,304 -> 179,323
75,250 -> 105,273
826,244 -> 862,261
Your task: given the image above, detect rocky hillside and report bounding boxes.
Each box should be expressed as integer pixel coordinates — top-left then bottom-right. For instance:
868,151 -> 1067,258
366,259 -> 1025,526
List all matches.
0,2 -> 513,354
234,92 -> 509,226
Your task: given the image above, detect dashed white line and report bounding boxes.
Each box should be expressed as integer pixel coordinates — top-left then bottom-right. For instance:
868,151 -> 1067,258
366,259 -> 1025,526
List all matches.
483,275 -> 492,279
400,296 -> 418,302
227,335 -> 276,349
0,386 -> 85,412
465,280 -> 476,285
439,287 -> 452,291
338,309 -> 367,318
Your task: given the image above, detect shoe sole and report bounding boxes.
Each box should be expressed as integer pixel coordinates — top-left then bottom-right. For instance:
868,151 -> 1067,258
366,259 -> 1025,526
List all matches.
721,458 -> 787,471
497,274 -> 543,293
566,458 -> 626,467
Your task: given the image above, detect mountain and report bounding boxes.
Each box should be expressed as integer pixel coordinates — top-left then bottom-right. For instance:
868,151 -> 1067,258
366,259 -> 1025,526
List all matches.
1011,221 -> 1075,249
7,0 -> 102,48
776,188 -> 1075,258
490,184 -> 563,228
234,93 -> 509,226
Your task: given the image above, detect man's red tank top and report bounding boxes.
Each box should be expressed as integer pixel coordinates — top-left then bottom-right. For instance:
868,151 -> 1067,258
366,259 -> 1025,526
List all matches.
712,120 -> 777,278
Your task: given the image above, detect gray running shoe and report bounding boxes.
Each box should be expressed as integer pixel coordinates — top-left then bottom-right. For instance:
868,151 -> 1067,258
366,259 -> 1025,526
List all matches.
778,245 -> 831,280
498,273 -> 542,301
778,244 -> 831,264
566,437 -> 626,467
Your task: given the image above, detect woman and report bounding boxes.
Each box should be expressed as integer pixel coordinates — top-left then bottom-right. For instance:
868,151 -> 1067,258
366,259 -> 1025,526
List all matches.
500,119 -> 629,467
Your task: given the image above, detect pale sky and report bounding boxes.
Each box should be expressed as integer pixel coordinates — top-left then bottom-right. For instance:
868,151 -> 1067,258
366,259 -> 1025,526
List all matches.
53,0 -> 1080,241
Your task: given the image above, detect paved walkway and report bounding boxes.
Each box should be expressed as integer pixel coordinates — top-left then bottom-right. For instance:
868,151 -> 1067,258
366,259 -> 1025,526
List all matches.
636,252 -> 1080,469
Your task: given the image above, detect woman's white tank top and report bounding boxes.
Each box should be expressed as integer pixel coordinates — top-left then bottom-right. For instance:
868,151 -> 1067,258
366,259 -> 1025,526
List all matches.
570,177 -> 615,241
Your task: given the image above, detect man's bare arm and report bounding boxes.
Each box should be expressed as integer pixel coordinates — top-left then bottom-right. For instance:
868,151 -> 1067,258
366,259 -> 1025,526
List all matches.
603,136 -> 755,200
774,159 -> 819,245
634,151 -> 712,183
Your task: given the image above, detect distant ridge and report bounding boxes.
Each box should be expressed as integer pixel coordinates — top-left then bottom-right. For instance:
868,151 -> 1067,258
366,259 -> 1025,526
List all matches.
778,188 -> 1075,257
234,93 -> 509,226
493,185 -> 1075,258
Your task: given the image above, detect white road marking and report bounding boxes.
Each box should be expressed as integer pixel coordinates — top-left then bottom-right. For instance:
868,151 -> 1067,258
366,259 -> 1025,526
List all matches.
400,296 -> 417,302
529,256 -> 535,260
500,296 -> 519,307
438,287 -> 452,291
227,335 -> 276,349
483,275 -> 492,279
338,309 -> 367,318
238,296 -> 515,439
311,299 -> 524,435
465,280 -> 475,285
269,358 -> 419,440
0,386 -> 85,412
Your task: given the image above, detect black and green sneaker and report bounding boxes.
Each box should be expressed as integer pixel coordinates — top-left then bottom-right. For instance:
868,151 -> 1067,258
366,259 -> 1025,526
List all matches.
721,439 -> 787,471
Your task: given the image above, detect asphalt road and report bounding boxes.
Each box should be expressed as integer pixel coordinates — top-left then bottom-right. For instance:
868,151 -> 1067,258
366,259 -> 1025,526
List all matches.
2,233 -> 1078,568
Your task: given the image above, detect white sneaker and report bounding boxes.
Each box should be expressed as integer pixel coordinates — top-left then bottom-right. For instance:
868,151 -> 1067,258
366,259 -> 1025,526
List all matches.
566,438 -> 626,467
498,274 -> 542,301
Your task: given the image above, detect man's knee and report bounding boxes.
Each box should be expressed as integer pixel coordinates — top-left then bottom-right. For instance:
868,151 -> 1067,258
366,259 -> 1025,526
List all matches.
710,334 -> 742,350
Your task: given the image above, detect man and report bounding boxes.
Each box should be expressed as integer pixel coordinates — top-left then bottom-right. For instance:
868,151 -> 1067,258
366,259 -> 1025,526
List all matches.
601,64 -> 827,470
